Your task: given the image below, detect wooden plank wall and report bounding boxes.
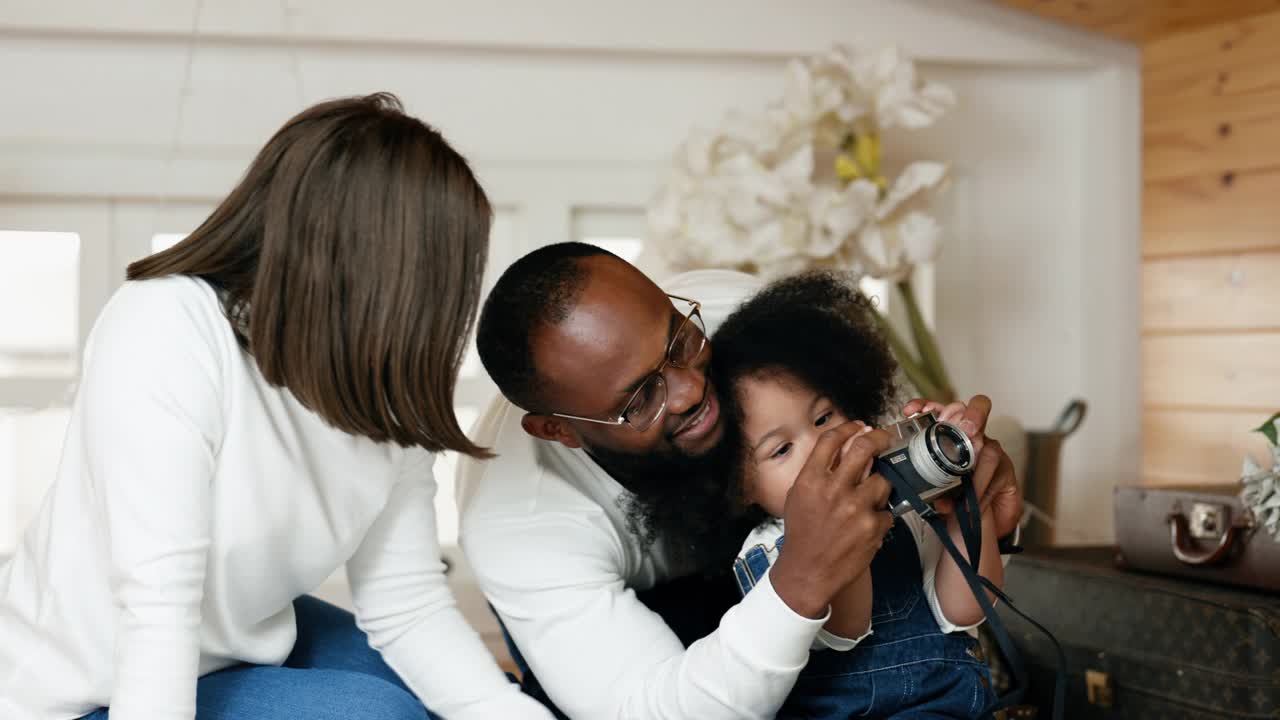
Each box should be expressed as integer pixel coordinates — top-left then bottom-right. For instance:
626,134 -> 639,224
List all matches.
1142,12 -> 1280,485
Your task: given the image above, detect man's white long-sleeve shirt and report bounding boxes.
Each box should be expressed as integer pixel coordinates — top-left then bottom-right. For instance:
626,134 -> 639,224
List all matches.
457,270 -> 840,720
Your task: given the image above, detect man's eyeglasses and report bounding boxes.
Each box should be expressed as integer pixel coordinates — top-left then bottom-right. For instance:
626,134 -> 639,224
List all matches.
550,295 -> 706,433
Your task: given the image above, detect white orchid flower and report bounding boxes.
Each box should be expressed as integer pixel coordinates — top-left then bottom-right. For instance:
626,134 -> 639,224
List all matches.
808,180 -> 878,260
834,161 -> 947,282
648,44 -> 952,285
849,45 -> 956,129
875,162 -> 947,221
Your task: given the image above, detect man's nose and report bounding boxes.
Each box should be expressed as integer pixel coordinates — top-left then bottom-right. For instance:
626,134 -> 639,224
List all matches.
664,365 -> 707,417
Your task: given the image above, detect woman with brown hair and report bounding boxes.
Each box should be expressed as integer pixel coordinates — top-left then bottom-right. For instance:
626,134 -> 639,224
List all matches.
0,93 -> 552,720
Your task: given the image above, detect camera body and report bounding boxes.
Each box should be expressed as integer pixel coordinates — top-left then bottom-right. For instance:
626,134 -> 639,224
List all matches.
879,412 -> 977,517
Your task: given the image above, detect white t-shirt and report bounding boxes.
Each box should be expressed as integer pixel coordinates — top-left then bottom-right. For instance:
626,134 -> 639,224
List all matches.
0,276 -> 549,720
457,269 -> 842,720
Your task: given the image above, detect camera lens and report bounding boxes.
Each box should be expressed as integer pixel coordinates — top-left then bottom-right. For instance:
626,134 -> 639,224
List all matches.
926,423 -> 975,475
935,427 -> 968,466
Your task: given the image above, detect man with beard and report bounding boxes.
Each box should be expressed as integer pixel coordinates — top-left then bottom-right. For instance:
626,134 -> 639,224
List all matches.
457,243 -> 1024,719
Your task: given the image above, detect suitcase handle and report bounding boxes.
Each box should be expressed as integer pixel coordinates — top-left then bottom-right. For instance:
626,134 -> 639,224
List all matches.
1166,512 -> 1247,566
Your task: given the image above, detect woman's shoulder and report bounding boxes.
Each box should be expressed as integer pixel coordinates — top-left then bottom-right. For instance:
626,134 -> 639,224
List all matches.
76,276 -> 234,434
99,276 -> 226,334
88,275 -> 236,362
109,273 -> 218,309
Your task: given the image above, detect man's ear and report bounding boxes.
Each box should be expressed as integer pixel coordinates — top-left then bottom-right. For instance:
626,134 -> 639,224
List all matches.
521,413 -> 583,449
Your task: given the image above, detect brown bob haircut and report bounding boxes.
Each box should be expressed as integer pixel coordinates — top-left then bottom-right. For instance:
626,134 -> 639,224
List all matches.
129,92 -> 492,457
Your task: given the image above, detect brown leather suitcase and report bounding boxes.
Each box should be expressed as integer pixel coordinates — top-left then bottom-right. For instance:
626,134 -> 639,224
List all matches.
996,547 -> 1280,719
1113,483 -> 1280,593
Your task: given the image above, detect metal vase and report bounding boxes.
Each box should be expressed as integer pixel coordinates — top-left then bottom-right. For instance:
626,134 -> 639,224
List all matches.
1022,399 -> 1086,548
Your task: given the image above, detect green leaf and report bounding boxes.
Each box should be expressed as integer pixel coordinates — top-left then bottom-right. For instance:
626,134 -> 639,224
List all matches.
1255,412 -> 1280,446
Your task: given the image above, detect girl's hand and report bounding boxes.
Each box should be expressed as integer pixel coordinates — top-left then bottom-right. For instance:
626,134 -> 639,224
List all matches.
905,399 -> 985,455
901,395 -> 1024,539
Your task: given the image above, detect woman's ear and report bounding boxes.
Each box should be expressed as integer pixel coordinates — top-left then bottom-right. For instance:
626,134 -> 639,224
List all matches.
521,413 -> 583,449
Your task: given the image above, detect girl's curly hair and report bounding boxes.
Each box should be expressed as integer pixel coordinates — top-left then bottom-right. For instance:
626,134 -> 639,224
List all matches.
712,271 -> 901,441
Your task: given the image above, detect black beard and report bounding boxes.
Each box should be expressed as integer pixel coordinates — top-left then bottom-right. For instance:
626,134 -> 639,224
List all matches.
585,423 -> 765,573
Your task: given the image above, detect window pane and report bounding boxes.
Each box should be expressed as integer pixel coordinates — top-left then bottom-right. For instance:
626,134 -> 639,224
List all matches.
0,231 -> 80,377
587,236 -> 643,263
0,408 -> 71,554
151,233 -> 188,254
573,207 -> 645,263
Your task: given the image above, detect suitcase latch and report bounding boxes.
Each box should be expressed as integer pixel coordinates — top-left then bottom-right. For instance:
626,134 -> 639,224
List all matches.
1086,669 -> 1113,708
1189,502 -> 1228,540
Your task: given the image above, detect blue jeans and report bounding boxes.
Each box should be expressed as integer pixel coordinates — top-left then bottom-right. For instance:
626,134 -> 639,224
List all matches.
81,595 -> 438,720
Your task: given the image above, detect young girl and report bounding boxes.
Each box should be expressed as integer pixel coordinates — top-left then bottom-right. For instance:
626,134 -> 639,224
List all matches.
711,272 -> 1006,719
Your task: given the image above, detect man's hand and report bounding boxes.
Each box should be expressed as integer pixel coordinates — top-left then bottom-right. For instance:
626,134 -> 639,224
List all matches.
903,395 -> 1024,540
769,422 -> 895,619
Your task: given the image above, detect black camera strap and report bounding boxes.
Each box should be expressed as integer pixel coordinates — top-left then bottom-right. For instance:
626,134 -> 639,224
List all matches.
872,458 -> 1066,720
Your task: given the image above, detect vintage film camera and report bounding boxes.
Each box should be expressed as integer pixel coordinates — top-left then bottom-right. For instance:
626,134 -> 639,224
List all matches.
879,412 -> 977,517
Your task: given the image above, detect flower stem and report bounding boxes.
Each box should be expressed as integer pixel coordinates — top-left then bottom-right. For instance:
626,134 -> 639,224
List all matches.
871,309 -> 945,402
896,279 -> 955,403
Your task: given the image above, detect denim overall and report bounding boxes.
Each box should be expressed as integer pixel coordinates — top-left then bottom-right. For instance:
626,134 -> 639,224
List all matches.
735,518 -> 996,719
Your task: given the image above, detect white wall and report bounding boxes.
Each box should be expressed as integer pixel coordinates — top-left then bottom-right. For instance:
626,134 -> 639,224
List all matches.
0,1 -> 1138,564
920,65 -> 1143,545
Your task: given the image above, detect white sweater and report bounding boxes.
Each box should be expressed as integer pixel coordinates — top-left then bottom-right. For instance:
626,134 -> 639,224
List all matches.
0,276 -> 548,720
457,270 -> 836,720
